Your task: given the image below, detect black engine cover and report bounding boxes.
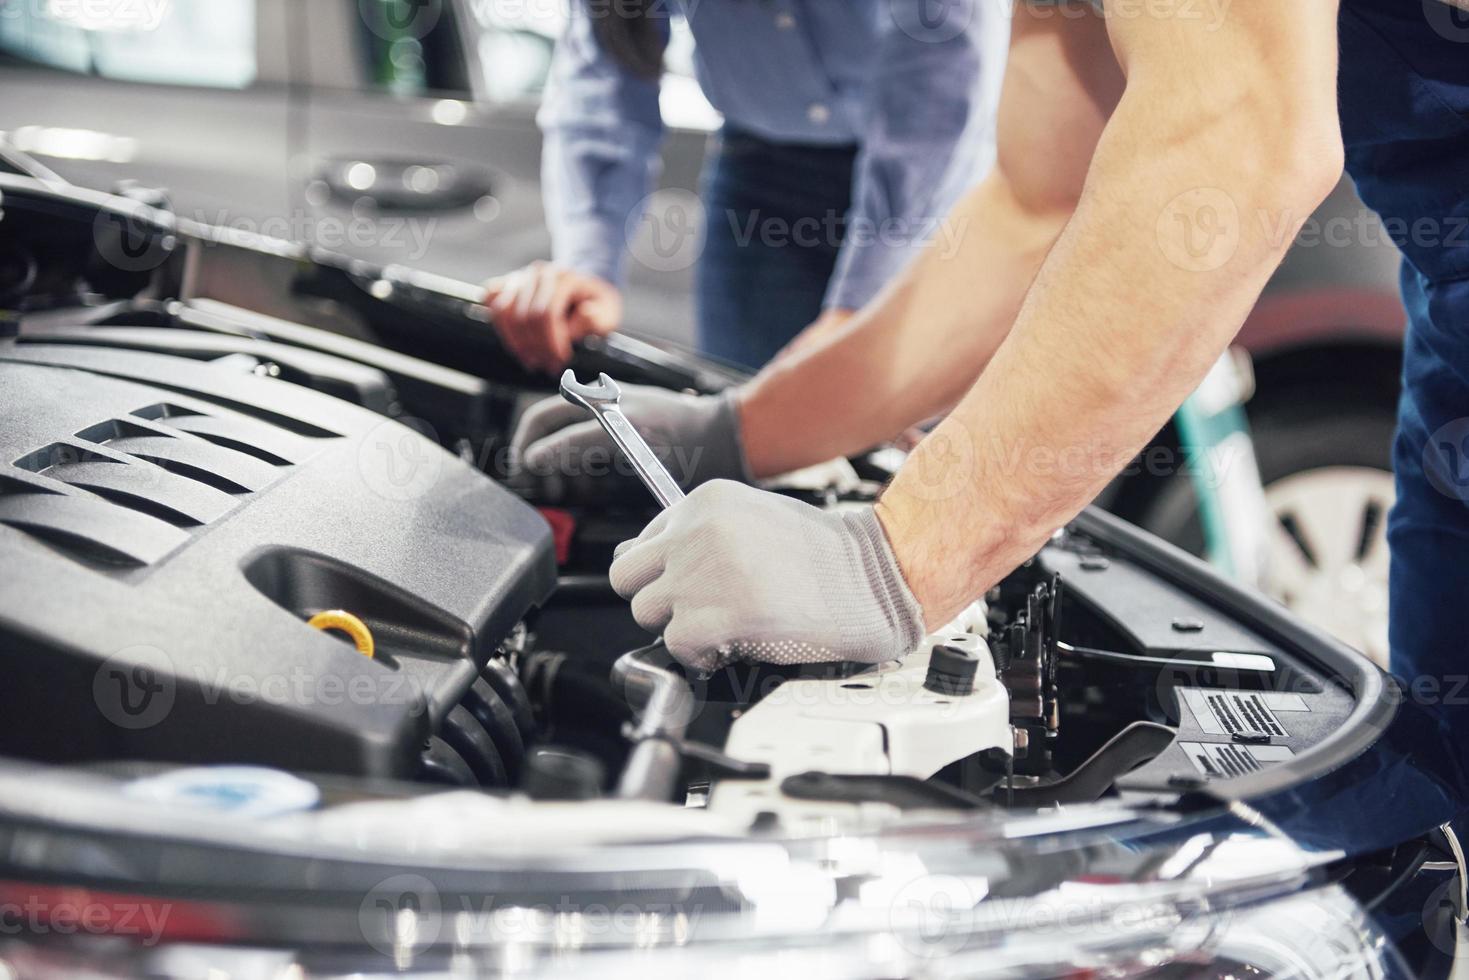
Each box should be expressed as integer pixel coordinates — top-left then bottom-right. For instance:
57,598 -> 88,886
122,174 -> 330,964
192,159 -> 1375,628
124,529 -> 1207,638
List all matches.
0,341 -> 555,778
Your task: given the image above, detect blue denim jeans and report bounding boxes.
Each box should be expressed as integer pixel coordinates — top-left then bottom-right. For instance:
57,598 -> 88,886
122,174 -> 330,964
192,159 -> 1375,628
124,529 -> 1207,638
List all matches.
695,126 -> 857,370
1339,0 -> 1469,734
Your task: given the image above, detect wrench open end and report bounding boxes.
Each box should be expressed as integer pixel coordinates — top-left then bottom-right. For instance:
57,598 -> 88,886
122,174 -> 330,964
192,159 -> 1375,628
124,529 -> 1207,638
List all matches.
556,369 -> 686,510
559,369 -> 621,412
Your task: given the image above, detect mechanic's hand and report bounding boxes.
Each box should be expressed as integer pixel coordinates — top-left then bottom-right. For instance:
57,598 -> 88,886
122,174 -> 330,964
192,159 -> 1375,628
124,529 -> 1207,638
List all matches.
484,262 -> 622,373
609,482 -> 926,672
511,384 -> 751,505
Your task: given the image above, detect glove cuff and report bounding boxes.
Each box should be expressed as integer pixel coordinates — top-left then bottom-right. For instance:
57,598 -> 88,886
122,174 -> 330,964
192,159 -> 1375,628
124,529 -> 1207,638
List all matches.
843,507 -> 927,659
694,389 -> 755,487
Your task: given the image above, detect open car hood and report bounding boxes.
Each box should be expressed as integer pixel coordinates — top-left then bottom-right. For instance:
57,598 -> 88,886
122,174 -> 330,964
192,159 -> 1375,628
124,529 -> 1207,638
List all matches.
0,175 -> 1463,978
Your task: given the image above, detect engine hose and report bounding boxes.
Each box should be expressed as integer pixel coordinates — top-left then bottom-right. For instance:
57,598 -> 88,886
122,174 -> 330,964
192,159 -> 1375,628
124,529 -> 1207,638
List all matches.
521,650 -> 632,734
420,736 -> 476,786
483,657 -> 536,744
439,705 -> 508,787
462,677 -> 525,785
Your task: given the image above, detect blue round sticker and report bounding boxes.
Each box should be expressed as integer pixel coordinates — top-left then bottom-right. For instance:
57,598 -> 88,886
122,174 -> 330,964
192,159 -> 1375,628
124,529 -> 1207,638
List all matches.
125,766 -> 320,819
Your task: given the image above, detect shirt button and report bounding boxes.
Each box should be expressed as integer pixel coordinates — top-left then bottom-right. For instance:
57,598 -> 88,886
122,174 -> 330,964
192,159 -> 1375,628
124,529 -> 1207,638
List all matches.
774,11 -> 795,29
807,102 -> 830,125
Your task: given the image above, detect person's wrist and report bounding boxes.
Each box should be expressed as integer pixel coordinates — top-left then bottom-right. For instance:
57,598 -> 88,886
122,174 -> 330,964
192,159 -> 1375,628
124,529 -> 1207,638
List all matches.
560,252 -> 623,293
873,494 -> 943,632
850,506 -> 927,655
578,270 -> 618,292
732,384 -> 784,481
714,389 -> 754,483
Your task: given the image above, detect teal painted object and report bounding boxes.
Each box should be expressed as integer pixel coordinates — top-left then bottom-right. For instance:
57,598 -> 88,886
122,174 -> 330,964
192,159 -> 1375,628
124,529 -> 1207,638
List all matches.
1175,396 -> 1243,578
1174,354 -> 1270,586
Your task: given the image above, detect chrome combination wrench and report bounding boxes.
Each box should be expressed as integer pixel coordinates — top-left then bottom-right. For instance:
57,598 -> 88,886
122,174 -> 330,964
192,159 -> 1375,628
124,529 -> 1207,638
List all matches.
559,370 -> 686,509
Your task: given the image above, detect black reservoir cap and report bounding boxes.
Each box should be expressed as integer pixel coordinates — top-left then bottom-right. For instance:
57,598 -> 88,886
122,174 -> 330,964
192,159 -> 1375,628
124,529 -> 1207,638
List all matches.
925,643 -> 980,697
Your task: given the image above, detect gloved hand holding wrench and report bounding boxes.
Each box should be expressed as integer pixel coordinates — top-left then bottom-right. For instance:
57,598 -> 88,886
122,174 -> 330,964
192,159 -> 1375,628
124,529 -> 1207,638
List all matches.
512,377 -> 750,505
556,371 -> 925,672
557,372 -> 688,508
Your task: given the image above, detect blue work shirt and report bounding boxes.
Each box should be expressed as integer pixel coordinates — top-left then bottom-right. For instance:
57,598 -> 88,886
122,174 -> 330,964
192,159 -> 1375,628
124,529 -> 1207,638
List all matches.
537,0 -> 1007,311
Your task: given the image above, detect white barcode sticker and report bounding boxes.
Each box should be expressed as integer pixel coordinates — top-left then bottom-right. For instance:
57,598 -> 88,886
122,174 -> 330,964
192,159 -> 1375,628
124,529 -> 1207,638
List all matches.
1182,741 -> 1294,778
1260,692 -> 1310,712
1180,688 -> 1295,739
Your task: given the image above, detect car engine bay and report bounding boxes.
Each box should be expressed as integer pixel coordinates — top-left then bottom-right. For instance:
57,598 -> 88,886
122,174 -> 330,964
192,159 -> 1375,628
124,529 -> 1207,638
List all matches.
0,175 -> 1378,833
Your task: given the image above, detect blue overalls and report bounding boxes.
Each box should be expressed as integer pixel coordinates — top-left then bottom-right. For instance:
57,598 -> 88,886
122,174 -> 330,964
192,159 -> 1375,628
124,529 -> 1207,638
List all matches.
1338,0 -> 1469,727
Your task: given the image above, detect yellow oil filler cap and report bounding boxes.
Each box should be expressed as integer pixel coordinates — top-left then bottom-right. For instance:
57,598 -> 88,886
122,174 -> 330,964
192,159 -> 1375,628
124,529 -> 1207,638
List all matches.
307,610 -> 375,659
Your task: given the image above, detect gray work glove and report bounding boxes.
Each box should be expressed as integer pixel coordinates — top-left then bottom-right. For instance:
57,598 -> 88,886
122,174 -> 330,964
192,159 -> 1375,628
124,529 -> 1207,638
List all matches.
609,481 -> 927,672
510,384 -> 750,505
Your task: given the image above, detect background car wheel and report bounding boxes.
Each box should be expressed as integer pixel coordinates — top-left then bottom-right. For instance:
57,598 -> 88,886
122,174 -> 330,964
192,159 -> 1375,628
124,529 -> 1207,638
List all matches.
1141,394 -> 1398,668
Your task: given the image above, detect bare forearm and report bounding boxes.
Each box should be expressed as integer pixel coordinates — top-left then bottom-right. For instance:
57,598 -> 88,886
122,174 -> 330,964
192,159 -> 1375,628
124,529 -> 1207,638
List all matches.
880,19 -> 1343,624
738,174 -> 1066,479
